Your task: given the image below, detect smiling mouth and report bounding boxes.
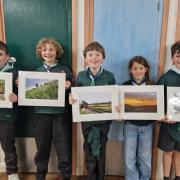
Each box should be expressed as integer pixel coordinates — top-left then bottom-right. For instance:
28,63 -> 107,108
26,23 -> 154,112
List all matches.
44,56 -> 53,59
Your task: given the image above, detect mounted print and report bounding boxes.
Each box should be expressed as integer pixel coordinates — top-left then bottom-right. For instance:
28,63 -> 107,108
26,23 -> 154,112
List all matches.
167,87 -> 180,122
71,85 -> 119,122
119,85 -> 164,120
18,71 -> 65,107
0,72 -> 12,108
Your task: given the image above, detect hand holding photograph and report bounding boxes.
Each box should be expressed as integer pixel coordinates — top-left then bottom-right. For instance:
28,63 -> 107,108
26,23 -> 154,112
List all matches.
18,71 -> 65,107
0,72 -> 12,108
167,87 -> 180,122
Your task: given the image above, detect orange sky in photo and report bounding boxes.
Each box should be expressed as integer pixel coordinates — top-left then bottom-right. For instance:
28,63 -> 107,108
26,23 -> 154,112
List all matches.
125,97 -> 157,106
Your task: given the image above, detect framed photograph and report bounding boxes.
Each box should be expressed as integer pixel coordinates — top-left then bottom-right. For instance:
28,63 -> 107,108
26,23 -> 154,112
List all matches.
18,71 -> 65,107
167,87 -> 180,122
119,85 -> 164,120
71,85 -> 119,122
0,72 -> 12,108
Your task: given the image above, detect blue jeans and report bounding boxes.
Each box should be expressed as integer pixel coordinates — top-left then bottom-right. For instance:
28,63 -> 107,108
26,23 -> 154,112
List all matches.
123,122 -> 153,180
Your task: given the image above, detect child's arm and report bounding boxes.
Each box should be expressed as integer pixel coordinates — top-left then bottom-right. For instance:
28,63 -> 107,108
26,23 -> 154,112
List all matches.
69,93 -> 77,104
65,80 -> 71,89
115,105 -> 121,112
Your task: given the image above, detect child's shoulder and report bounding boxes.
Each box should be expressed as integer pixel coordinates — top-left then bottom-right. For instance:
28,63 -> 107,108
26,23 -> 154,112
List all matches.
160,69 -> 179,79
102,69 -> 114,76
157,69 -> 180,85
77,70 -> 86,77
122,79 -> 132,85
57,63 -> 72,73
35,65 -> 44,71
2,66 -> 18,77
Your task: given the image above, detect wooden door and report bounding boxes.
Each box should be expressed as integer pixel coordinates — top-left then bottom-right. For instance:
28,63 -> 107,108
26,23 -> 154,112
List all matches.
94,0 -> 163,84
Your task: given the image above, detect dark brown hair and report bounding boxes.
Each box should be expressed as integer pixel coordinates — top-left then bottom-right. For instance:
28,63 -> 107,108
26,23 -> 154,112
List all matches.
83,41 -> 105,58
0,41 -> 9,55
171,41 -> 180,57
128,56 -> 152,84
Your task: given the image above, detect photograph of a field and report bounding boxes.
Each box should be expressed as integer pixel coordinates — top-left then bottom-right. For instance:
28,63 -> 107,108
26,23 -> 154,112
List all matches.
79,92 -> 112,115
0,79 -> 5,101
124,92 -> 157,113
25,79 -> 58,100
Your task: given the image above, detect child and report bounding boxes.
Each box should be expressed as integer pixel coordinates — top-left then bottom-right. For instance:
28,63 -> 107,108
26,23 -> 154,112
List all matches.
123,56 -> 154,180
34,38 -> 72,180
70,41 -> 116,180
157,41 -> 180,180
0,41 -> 19,180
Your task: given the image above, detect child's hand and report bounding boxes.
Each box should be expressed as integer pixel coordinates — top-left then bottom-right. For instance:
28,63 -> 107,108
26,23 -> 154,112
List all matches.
158,116 -> 167,122
158,115 -> 176,124
166,120 -> 176,124
65,81 -> 71,89
15,78 -> 19,87
69,93 -> 77,104
115,105 -> 121,112
9,93 -> 17,103
166,116 -> 176,124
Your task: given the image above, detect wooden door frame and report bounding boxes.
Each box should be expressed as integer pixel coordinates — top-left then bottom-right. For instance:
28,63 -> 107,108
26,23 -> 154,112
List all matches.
83,0 -> 171,179
0,0 -> 5,42
175,1 -> 180,41
84,0 -> 94,47
72,0 -> 78,175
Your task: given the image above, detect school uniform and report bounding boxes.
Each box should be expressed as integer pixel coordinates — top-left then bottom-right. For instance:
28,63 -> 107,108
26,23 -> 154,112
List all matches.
0,64 -> 18,175
157,69 -> 180,152
34,62 -> 72,180
76,67 -> 116,180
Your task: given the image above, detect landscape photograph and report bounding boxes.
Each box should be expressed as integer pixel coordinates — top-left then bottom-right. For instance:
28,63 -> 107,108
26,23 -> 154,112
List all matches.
124,92 -> 157,113
79,91 -> 112,115
25,78 -> 59,100
0,79 -> 5,101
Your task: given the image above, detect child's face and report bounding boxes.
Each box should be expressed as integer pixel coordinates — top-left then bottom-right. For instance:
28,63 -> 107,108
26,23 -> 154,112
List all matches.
41,43 -> 57,65
172,52 -> 180,70
130,62 -> 147,81
0,49 -> 9,68
85,50 -> 104,70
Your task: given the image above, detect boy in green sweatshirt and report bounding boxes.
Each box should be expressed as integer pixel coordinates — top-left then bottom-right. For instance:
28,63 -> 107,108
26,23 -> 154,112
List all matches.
0,41 -> 19,180
157,41 -> 180,180
70,41 -> 115,180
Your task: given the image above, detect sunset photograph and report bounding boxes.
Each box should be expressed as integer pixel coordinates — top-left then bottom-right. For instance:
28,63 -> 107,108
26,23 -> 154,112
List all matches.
124,92 -> 157,113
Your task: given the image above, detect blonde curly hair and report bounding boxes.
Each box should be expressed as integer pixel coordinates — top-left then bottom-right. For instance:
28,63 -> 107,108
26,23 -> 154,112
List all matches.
36,38 -> 64,61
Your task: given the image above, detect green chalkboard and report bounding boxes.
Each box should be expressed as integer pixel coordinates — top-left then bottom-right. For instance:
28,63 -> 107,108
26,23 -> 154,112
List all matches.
3,0 -> 72,137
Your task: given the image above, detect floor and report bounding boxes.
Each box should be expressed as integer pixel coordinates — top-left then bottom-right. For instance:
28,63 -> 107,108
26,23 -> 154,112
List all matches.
0,173 -> 125,180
